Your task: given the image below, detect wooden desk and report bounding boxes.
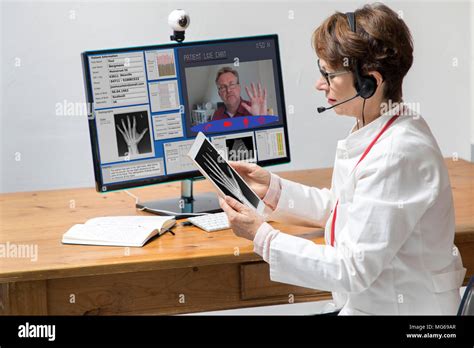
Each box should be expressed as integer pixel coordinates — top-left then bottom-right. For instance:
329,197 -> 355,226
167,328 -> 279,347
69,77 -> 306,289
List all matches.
1,159 -> 473,315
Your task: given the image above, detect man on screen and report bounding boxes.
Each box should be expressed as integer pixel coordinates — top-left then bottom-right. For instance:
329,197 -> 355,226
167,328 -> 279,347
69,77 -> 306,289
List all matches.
211,67 -> 268,121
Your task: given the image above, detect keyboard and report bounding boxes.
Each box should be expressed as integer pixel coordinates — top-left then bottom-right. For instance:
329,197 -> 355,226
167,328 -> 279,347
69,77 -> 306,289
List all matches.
187,212 -> 230,232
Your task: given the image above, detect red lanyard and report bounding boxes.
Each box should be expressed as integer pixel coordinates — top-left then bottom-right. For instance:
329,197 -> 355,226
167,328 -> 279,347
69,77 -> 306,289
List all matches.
329,114 -> 400,247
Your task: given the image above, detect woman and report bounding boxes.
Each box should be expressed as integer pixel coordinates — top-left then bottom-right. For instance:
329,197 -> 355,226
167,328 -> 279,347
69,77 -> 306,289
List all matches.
219,3 -> 466,315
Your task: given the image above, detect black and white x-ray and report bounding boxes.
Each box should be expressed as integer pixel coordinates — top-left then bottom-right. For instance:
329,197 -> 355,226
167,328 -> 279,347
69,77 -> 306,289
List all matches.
114,111 -> 152,157
225,135 -> 255,162
188,133 -> 264,213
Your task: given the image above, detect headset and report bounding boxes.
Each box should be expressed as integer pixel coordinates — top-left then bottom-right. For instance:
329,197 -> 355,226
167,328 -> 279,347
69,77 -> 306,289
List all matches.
345,11 -> 377,100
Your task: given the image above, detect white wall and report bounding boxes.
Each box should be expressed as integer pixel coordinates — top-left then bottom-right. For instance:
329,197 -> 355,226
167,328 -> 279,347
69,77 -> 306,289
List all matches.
1,0 -> 472,193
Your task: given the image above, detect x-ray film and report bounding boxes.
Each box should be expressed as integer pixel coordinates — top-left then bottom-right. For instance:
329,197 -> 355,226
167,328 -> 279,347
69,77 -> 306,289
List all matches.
187,132 -> 265,214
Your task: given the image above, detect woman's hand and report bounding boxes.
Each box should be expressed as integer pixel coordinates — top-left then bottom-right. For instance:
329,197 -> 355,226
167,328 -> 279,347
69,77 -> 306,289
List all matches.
219,195 -> 264,241
228,161 -> 271,199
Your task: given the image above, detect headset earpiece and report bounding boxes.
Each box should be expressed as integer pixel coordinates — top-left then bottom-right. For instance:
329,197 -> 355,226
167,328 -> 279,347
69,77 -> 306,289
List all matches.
358,75 -> 377,99
346,12 -> 378,100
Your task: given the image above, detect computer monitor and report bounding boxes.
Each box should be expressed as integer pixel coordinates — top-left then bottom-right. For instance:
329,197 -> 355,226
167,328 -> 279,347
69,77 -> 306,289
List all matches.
81,34 -> 290,215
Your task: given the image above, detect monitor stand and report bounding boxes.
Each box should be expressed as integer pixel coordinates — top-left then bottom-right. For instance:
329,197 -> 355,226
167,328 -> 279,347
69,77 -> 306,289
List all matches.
136,179 -> 222,218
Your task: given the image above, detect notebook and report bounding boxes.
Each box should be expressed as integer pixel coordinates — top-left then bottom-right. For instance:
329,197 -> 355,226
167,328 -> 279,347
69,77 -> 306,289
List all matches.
62,216 -> 176,247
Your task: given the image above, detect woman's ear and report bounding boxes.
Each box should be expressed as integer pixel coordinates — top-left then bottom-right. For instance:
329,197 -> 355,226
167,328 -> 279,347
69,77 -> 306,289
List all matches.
368,71 -> 384,90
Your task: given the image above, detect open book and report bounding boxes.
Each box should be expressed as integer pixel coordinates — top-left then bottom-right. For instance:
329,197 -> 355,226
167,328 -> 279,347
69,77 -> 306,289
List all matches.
62,216 -> 176,247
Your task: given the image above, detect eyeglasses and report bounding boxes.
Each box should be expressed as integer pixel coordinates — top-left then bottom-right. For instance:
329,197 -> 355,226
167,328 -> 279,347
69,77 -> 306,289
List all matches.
218,82 -> 239,93
317,59 -> 350,86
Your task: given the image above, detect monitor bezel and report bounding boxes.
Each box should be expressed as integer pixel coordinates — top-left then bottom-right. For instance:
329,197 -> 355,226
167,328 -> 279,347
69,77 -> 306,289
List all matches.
81,34 -> 291,193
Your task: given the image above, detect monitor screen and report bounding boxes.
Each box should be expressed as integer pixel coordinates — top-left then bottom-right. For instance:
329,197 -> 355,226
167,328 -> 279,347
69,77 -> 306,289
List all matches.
82,34 -> 290,192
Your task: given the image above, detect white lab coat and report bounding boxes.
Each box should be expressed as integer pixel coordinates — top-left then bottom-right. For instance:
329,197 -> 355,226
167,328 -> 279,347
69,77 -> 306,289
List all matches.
265,104 -> 466,315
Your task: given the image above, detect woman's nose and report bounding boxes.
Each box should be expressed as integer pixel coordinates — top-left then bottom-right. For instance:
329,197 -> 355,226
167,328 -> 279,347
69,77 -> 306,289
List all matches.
315,76 -> 328,91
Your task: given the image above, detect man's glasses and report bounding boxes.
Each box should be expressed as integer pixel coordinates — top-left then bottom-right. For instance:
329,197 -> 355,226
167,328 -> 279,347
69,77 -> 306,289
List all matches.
317,59 -> 350,86
218,82 -> 239,93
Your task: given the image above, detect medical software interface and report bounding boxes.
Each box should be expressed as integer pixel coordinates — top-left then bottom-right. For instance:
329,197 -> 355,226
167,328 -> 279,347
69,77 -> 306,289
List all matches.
87,36 -> 288,190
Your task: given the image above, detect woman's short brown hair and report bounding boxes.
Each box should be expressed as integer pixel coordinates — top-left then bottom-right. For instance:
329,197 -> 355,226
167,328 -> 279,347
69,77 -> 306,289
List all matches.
312,2 -> 413,102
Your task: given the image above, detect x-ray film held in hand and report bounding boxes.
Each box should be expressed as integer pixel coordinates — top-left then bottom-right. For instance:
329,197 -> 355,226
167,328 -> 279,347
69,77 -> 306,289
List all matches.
187,132 -> 265,215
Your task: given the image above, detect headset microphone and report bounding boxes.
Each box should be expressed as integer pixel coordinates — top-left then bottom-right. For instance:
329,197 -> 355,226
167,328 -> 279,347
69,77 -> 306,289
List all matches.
317,92 -> 360,114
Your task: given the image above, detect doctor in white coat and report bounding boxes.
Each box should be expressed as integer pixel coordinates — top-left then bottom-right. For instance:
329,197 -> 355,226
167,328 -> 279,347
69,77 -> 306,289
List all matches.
219,3 -> 466,315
